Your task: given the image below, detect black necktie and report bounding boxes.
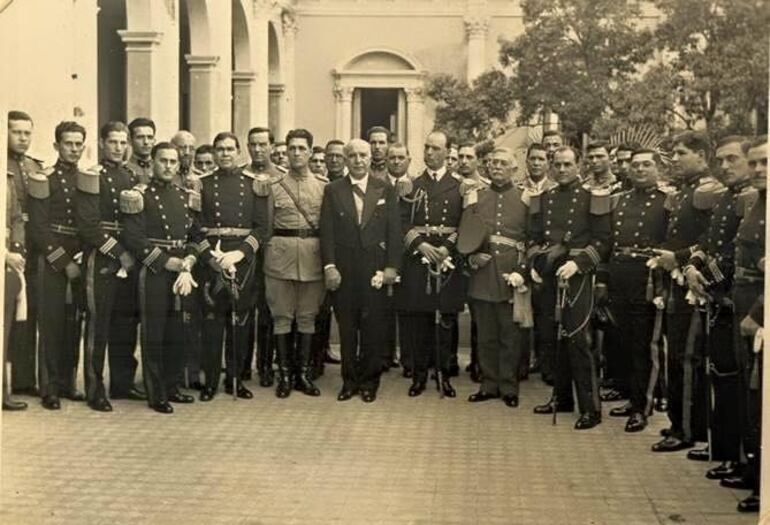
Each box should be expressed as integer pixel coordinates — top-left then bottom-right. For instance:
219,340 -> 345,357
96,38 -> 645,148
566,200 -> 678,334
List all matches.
351,184 -> 365,200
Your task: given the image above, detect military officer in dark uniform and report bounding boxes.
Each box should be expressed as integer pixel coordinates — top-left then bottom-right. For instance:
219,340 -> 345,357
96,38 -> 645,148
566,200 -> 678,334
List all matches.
27,121 -> 88,409
121,142 -> 202,414
721,136 -> 766,513
460,147 -> 528,408
530,146 -> 612,430
197,132 -> 267,401
75,121 -> 144,411
7,110 -> 43,397
320,138 -> 401,402
4,162 -> 28,410
126,118 -> 156,185
368,126 -> 390,181
603,148 -> 670,433
682,136 -> 757,473
650,131 -> 724,452
398,130 -> 466,398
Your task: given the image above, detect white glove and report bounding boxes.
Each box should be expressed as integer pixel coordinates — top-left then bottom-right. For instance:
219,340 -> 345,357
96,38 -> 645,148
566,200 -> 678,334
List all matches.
371,271 -> 384,289
555,260 -> 579,281
219,250 -> 245,273
172,271 -> 198,296
754,328 -> 764,354
652,296 -> 665,310
504,272 -> 525,289
530,268 -> 543,284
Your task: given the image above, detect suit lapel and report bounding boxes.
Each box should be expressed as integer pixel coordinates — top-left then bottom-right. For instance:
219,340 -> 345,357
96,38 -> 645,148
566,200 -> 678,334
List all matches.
361,180 -> 383,228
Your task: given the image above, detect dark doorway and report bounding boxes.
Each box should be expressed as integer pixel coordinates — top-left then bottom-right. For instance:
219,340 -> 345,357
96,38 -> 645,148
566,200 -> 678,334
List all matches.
97,0 -> 126,125
359,88 -> 399,139
179,0 -> 192,130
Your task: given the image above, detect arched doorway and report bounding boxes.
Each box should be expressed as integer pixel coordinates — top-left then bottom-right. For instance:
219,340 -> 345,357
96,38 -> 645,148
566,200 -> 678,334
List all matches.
97,0 -> 127,125
333,48 -> 427,167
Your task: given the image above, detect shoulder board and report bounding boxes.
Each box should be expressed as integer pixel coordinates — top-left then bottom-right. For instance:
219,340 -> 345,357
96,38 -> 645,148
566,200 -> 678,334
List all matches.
590,187 -> 613,215
187,188 -> 201,212
27,155 -> 43,166
520,187 -> 539,207
395,177 -> 413,198
77,169 -> 100,195
196,170 -> 214,180
314,173 -> 329,183
240,168 -> 256,180
528,192 -> 541,214
27,171 -> 50,199
450,172 -> 463,182
133,183 -> 148,193
119,189 -> 144,214
693,180 -> 726,210
656,183 -> 677,195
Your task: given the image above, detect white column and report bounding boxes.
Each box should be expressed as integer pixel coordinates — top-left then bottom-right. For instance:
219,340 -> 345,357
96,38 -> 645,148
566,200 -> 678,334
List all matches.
269,83 -> 285,135
397,90 -> 407,143
118,30 -> 163,121
405,87 -> 425,172
334,85 -> 354,141
232,71 -> 256,143
185,54 -> 220,144
281,11 -> 298,132
251,8 -> 270,126
464,18 -> 489,83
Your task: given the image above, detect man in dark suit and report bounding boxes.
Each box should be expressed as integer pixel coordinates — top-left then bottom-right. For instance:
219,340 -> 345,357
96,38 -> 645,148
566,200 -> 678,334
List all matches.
320,139 -> 401,403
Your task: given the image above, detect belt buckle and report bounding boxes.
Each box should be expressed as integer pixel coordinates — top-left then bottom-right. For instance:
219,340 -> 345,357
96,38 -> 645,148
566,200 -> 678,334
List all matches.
298,230 -> 309,239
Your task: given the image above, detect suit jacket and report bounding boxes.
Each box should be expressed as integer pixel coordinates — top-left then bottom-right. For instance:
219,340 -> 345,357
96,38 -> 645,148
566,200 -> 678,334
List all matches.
320,175 -> 401,311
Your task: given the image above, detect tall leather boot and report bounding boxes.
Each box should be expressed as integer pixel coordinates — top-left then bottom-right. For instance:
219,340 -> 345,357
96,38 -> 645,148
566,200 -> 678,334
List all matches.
257,320 -> 274,387
274,334 -> 292,399
295,333 -> 321,396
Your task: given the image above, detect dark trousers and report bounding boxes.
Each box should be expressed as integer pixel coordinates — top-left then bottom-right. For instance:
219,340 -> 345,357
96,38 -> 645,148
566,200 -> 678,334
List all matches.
666,287 -> 707,442
4,267 -> 22,394
397,312 -> 411,370
552,273 -> 601,415
335,305 -> 384,392
706,307 -> 741,462
37,257 -> 82,398
83,252 -> 138,402
532,281 -> 556,379
182,267 -> 204,385
9,261 -> 38,391
608,261 -> 659,414
403,311 -> 456,382
202,310 -> 251,390
138,267 -> 184,405
473,299 -> 521,396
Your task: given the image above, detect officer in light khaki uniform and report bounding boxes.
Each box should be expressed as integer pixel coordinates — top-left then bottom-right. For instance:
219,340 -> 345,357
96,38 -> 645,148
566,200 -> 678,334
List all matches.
258,129 -> 327,399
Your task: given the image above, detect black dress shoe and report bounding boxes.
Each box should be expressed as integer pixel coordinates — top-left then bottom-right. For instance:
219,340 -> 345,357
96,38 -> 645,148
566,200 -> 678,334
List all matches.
533,401 -> 573,414
659,427 -> 673,437
468,391 -> 499,403
151,402 -> 174,414
189,381 -> 205,391
408,381 -> 426,397
199,387 -> 216,402
169,392 -> 195,404
361,390 -> 376,403
225,384 -> 254,399
502,394 -> 519,408
42,396 -> 60,410
737,494 -> 759,513
88,397 -> 113,412
258,371 -> 274,388
600,388 -> 627,402
337,389 -> 355,401
609,402 -> 632,417
624,412 -> 647,433
3,398 -> 28,411
402,368 -> 413,379
440,379 -> 456,398
113,387 -> 147,401
720,476 -> 751,490
651,436 -> 694,452
574,412 -> 601,430
686,447 -> 710,462
63,390 -> 86,402
706,462 -> 739,480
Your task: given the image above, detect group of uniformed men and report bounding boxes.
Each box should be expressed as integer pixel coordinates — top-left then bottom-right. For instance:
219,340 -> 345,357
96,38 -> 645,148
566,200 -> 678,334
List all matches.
3,110 -> 766,514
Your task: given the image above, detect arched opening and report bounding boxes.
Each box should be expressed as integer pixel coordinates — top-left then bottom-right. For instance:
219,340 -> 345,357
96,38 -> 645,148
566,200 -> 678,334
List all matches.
97,0 -> 127,125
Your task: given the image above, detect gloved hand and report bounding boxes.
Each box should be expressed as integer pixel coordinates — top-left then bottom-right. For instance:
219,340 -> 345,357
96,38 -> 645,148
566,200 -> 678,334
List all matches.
468,253 -> 492,270
555,260 -> 579,281
5,252 -> 25,273
652,249 -> 677,272
119,251 -> 135,272
219,250 -> 245,273
382,267 -> 398,286
325,265 -> 342,291
172,271 -> 198,296
505,272 -> 524,288
65,261 -> 81,280
684,265 -> 709,297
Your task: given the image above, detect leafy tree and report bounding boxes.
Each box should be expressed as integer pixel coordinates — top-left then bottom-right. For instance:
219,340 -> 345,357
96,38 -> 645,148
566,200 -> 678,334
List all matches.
651,0 -> 769,135
498,0 -> 652,142
426,70 -> 516,143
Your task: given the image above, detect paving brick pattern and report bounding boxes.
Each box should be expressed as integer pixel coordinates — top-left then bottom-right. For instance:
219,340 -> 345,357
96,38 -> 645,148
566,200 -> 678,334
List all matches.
1,358 -> 757,525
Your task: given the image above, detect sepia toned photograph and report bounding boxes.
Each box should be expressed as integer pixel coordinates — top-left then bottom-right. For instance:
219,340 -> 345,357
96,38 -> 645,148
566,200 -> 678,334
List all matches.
0,0 -> 768,523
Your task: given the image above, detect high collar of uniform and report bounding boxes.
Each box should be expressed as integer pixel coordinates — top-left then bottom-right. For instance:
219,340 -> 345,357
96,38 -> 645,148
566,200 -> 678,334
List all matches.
490,181 -> 513,193
56,159 -> 78,171
133,156 -> 152,169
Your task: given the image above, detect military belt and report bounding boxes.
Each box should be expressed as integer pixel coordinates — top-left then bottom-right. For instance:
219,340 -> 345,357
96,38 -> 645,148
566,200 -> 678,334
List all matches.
273,228 -> 319,238
413,226 -> 457,236
201,227 -> 251,237
50,223 -> 78,236
612,246 -> 655,260
147,238 -> 187,249
100,220 -> 122,232
735,266 -> 763,283
488,235 -> 525,251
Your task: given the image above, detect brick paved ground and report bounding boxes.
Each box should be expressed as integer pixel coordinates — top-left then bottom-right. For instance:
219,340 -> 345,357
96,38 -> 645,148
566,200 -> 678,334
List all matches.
0,348 -> 758,525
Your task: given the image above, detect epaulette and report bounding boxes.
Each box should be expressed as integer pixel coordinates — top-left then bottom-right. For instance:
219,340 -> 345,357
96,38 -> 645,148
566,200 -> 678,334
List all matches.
458,177 -> 481,196
77,165 -> 101,195
187,188 -> 202,212
253,172 -> 276,197
693,179 -> 726,210
520,187 -> 539,207
656,183 -> 677,195
450,172 -> 463,182
27,156 -> 44,168
196,169 -> 214,180
314,173 -> 329,183
395,177 -> 413,198
241,167 -> 258,180
27,168 -> 52,199
119,188 -> 144,214
528,192 -> 541,214
736,186 -> 759,218
589,186 -> 613,215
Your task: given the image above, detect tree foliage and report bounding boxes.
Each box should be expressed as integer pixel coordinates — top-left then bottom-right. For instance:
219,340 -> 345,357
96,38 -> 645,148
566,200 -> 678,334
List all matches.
426,70 -> 516,143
